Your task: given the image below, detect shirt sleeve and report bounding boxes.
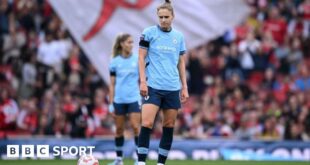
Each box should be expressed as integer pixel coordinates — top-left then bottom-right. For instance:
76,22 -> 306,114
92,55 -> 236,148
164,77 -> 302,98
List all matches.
139,28 -> 151,49
109,59 -> 116,76
179,34 -> 186,55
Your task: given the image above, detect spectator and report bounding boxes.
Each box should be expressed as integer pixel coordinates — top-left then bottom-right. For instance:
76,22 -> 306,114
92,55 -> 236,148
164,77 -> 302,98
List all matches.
0,88 -> 19,131
238,31 -> 259,77
262,6 -> 287,45
17,97 -> 38,134
294,63 -> 310,91
257,116 -> 283,140
19,52 -> 37,98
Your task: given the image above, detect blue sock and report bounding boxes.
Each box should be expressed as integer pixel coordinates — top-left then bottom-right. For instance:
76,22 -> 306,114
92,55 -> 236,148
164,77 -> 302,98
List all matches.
115,136 -> 124,157
134,136 -> 139,146
137,126 -> 152,162
158,127 -> 174,164
134,136 -> 139,156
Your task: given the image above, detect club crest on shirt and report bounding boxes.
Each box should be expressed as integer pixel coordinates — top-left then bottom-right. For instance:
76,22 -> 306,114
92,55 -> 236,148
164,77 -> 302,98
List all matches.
173,38 -> 178,44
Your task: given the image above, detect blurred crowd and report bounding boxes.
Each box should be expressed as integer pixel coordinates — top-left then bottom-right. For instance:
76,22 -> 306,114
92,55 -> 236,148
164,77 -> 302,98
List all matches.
0,0 -> 309,141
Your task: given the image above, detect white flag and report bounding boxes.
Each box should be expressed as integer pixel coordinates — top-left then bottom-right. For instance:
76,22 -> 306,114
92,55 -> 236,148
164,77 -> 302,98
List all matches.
49,0 -> 249,84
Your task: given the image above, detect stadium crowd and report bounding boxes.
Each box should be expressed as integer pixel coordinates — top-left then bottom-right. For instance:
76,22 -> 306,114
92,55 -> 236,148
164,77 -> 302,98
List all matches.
0,0 -> 309,140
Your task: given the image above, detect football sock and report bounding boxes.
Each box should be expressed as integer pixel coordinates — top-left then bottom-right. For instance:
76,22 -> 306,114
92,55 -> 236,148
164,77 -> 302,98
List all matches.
137,126 -> 152,162
158,127 -> 174,164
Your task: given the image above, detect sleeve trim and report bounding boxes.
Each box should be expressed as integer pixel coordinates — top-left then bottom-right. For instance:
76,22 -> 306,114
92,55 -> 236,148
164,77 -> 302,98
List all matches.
179,50 -> 186,55
110,71 -> 116,76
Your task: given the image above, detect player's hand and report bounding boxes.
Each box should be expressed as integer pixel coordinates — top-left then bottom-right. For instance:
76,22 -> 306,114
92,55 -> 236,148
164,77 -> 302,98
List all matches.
108,104 -> 115,117
140,81 -> 148,97
108,104 -> 114,113
180,87 -> 189,103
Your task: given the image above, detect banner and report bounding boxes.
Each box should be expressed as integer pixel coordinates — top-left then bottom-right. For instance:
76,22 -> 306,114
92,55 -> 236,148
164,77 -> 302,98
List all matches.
1,139 -> 309,161
220,149 -> 306,161
49,0 -> 249,83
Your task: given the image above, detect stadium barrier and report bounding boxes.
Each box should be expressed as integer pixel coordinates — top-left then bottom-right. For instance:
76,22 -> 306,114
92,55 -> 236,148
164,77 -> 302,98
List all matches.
0,139 -> 309,161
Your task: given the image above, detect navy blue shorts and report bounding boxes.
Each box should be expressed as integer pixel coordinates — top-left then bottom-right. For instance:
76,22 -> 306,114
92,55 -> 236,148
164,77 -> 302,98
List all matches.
142,86 -> 181,110
113,101 -> 140,115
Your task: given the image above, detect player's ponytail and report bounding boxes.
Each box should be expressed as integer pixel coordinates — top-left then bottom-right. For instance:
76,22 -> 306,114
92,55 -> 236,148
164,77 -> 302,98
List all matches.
157,0 -> 174,16
112,33 -> 131,58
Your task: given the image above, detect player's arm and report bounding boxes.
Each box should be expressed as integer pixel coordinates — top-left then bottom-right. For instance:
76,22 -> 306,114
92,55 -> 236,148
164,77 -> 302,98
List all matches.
109,75 -> 116,104
139,48 -> 147,84
139,30 -> 150,97
138,48 -> 148,96
178,54 -> 189,103
178,54 -> 187,90
178,33 -> 188,103
108,70 -> 116,113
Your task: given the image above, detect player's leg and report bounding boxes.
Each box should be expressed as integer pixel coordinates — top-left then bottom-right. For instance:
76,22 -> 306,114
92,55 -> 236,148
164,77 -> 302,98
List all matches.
114,115 -> 126,158
130,113 -> 140,146
128,102 -> 141,165
138,104 -> 159,165
138,87 -> 161,165
129,112 -> 140,165
157,90 -> 180,165
128,102 -> 141,147
158,109 -> 178,165
108,104 -> 126,165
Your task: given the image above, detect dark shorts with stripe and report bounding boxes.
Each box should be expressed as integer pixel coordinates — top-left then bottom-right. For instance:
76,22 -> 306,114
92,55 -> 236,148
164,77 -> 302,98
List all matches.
142,86 -> 181,110
113,101 -> 140,115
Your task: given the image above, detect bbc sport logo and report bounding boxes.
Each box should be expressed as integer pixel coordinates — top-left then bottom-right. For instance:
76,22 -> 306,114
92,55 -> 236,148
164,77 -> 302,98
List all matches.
6,145 -> 95,158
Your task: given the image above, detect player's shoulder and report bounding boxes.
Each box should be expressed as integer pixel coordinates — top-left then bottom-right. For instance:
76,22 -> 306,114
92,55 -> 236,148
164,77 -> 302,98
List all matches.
143,25 -> 158,34
172,28 -> 184,38
110,55 -> 121,64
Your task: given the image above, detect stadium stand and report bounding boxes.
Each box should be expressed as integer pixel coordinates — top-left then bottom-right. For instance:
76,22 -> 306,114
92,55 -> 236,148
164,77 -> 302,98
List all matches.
0,0 -> 309,141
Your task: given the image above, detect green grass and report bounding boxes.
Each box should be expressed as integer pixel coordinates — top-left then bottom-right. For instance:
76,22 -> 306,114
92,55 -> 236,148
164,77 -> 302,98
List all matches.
0,160 -> 309,165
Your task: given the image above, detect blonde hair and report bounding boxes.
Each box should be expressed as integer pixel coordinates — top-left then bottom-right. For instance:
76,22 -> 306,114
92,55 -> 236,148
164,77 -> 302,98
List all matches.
157,0 -> 174,16
112,33 -> 131,57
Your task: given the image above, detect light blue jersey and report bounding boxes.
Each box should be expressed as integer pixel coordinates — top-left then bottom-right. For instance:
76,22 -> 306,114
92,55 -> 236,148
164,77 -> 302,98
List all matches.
109,54 -> 140,103
139,25 -> 186,91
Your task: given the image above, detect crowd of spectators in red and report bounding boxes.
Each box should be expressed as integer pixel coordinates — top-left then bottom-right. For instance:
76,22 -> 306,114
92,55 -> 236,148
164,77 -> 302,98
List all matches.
0,0 -> 309,140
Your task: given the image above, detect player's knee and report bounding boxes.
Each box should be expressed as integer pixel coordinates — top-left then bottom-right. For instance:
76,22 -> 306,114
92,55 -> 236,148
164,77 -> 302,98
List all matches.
116,127 -> 124,136
163,119 -> 175,127
130,122 -> 140,135
133,126 -> 140,136
142,120 -> 154,129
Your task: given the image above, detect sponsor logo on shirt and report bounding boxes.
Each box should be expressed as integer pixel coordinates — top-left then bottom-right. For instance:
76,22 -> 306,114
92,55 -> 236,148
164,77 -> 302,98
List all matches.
156,45 -> 177,52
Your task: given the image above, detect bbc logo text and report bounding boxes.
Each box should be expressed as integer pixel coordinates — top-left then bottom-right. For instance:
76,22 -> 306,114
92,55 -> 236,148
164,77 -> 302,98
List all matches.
7,145 -> 95,158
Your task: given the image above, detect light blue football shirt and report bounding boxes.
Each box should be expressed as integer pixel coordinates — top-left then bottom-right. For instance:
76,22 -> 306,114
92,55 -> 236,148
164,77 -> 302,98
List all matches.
109,54 -> 140,103
140,25 -> 186,91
